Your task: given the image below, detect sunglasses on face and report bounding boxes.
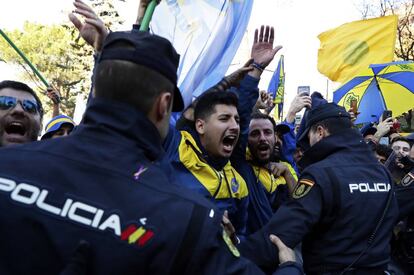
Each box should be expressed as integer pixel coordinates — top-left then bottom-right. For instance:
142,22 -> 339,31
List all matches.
0,96 -> 40,114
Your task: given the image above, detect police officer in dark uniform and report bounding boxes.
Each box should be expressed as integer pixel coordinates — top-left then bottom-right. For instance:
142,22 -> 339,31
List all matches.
0,28 -> 305,274
239,102 -> 398,275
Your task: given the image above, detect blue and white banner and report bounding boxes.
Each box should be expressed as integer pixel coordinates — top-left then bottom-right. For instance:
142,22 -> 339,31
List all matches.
151,0 -> 254,108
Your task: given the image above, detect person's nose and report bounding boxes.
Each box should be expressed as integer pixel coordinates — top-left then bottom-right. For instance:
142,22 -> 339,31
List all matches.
9,102 -> 26,117
259,131 -> 267,141
229,117 -> 239,131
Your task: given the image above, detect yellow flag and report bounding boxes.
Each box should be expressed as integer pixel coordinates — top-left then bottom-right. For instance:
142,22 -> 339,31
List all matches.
317,15 -> 398,83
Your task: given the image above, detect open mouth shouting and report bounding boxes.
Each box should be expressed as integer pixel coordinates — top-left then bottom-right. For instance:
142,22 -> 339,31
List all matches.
221,134 -> 238,155
256,142 -> 271,159
3,120 -> 29,144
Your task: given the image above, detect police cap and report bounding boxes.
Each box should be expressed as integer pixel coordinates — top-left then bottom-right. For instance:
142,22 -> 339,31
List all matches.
298,103 -> 351,142
98,31 -> 184,112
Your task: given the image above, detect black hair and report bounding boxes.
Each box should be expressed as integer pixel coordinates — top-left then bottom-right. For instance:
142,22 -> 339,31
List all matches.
310,117 -> 353,135
375,144 -> 393,159
250,111 -> 276,132
391,136 -> 410,147
94,42 -> 174,114
194,91 -> 238,121
0,80 -> 44,118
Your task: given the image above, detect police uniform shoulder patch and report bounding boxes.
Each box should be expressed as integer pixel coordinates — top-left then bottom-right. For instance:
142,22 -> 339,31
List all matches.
401,172 -> 414,187
222,229 -> 240,257
292,178 -> 315,199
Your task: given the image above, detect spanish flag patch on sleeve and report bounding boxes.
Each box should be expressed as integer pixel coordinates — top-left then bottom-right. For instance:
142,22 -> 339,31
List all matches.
292,178 -> 315,199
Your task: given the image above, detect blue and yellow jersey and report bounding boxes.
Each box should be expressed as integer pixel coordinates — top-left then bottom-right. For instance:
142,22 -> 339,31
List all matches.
164,127 -> 249,236
178,131 -> 249,200
232,148 -> 298,234
249,162 -> 297,194
246,149 -> 297,194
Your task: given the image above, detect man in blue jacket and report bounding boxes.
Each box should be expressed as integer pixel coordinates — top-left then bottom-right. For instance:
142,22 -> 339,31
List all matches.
163,25 -> 282,237
233,111 -> 297,235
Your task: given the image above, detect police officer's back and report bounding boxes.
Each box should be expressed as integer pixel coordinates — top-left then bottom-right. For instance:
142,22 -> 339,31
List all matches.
0,31 -> 281,275
239,103 -> 398,274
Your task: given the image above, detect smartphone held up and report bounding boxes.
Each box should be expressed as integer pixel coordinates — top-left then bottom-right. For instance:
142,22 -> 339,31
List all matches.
297,86 -> 310,96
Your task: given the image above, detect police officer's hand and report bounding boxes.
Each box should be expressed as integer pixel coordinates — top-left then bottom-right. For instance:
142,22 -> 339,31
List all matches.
269,234 -> 296,264
69,0 -> 109,52
222,210 -> 239,245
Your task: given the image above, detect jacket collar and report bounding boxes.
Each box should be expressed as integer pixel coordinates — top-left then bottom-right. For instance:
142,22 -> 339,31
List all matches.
185,128 -> 229,171
76,97 -> 163,161
298,128 -> 365,169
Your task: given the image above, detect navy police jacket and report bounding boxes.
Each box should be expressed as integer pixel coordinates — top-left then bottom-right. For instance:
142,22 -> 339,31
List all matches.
239,128 -> 398,274
0,98 -> 270,275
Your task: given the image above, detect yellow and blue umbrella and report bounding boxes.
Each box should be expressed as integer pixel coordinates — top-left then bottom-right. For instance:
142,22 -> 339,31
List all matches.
333,61 -> 414,124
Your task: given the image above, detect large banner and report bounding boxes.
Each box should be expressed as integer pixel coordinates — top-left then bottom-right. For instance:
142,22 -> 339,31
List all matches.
151,0 -> 254,108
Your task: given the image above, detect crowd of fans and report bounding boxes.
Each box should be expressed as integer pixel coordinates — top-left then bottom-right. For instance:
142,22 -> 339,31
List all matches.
0,0 -> 413,274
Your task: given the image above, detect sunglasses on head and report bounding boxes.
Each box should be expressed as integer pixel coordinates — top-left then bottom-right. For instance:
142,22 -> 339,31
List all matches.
0,96 -> 40,114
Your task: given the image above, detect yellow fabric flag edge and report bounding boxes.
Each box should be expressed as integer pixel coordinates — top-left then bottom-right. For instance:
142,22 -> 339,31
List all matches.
317,15 -> 398,83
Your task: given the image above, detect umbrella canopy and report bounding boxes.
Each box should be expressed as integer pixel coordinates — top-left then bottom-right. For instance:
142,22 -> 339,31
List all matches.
333,61 -> 414,124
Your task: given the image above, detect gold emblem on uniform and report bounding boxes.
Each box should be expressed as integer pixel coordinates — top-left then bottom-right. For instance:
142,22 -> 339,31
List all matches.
292,178 -> 315,199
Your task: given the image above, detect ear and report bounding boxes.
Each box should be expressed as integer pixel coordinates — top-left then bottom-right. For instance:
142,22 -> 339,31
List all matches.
317,125 -> 329,138
195,118 -> 206,135
155,92 -> 172,121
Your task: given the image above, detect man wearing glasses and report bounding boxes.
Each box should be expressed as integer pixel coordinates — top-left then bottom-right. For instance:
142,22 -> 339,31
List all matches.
0,80 -> 43,146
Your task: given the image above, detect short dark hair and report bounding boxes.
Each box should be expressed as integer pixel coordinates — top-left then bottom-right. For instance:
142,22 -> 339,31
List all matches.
250,112 -> 276,132
94,42 -> 174,114
194,91 -> 238,121
391,136 -> 410,147
0,80 -> 44,118
310,117 -> 353,135
375,144 -> 392,159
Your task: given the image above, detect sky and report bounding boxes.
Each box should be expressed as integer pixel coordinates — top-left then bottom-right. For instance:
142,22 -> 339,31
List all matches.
0,0 -> 363,116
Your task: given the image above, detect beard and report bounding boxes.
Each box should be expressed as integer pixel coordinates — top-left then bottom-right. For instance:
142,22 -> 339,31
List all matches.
249,144 -> 273,166
272,142 -> 282,162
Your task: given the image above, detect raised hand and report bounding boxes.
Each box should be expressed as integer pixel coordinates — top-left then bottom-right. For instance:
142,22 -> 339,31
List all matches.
69,0 -> 109,52
286,93 -> 312,123
46,87 -> 61,104
251,25 -> 282,68
223,59 -> 254,88
136,0 -> 161,25
255,90 -> 274,110
374,117 -> 394,140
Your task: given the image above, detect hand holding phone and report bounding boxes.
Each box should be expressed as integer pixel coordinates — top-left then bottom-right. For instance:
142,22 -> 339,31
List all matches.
297,86 -> 310,96
382,110 -> 392,122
